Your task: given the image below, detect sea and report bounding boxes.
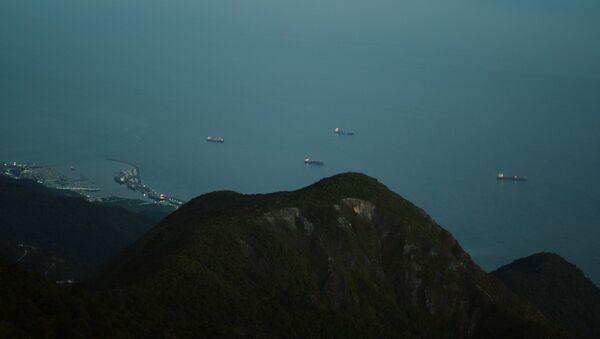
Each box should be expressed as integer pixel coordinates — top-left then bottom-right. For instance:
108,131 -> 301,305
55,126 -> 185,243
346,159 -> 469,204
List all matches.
1,0 -> 599,282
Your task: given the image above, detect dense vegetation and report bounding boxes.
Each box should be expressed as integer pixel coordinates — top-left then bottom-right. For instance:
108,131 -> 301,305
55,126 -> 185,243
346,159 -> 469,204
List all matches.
0,176 -> 155,280
0,259 -> 99,338
89,173 -> 565,338
493,253 -> 600,339
0,173 -> 585,338
100,197 -> 175,223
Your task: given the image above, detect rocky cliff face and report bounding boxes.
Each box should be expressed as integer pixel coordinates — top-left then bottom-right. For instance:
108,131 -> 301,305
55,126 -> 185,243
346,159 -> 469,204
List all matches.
92,173 -> 565,338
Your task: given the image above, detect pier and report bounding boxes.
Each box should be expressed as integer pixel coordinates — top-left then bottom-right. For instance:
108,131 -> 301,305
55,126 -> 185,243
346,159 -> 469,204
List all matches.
108,159 -> 184,208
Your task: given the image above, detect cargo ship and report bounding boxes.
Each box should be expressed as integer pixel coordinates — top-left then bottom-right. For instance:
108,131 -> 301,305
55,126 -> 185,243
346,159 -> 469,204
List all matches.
304,158 -> 324,166
334,127 -> 354,136
497,173 -> 527,181
206,136 -> 225,143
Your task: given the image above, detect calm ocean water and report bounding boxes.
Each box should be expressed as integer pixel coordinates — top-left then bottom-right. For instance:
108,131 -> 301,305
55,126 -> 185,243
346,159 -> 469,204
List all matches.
1,0 -> 599,282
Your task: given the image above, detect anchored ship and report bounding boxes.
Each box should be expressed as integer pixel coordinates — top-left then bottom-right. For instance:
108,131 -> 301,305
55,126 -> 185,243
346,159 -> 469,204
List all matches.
206,136 -> 225,143
304,158 -> 324,166
497,173 -> 527,181
334,127 -> 355,136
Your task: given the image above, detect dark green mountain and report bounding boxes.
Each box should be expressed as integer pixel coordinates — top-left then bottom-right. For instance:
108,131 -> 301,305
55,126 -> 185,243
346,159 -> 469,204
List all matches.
0,176 -> 155,280
100,197 -> 175,223
90,173 -> 565,338
0,259 -> 98,338
493,253 -> 600,339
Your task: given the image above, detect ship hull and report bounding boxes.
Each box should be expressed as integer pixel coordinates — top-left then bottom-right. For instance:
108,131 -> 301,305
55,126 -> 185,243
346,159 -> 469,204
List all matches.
497,177 -> 527,181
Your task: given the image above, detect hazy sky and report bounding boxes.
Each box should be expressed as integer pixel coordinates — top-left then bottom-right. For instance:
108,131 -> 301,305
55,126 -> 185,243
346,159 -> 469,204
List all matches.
1,0 -> 599,80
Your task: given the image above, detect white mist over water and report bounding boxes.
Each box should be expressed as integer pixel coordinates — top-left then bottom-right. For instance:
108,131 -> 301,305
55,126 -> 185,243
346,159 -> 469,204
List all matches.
1,0 -> 599,281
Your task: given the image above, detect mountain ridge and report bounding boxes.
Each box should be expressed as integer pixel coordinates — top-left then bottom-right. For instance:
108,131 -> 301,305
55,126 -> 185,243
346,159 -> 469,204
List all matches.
0,175 -> 155,280
90,172 -> 566,338
493,252 -> 600,339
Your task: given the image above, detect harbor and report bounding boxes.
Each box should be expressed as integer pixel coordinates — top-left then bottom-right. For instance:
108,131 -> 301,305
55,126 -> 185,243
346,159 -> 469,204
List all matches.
1,160 -> 184,208
0,161 -> 100,192
109,159 -> 184,208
